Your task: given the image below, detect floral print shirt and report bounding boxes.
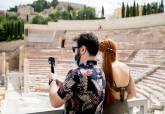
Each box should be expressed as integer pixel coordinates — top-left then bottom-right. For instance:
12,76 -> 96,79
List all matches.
57,61 -> 106,114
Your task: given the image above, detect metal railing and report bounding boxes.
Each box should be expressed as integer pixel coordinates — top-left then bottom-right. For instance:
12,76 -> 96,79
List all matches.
128,98 -> 147,114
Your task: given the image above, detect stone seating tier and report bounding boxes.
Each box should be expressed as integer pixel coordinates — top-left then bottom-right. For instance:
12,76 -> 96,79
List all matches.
117,50 -> 135,62
137,83 -> 164,104
127,63 -> 154,81
136,67 -> 165,105
25,58 -> 75,92
25,58 -> 153,92
26,48 -> 135,63
131,49 -> 165,64
26,48 -> 73,61
136,87 -> 158,104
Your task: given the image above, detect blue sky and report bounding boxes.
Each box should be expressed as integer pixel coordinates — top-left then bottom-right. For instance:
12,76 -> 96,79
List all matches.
0,0 -> 163,16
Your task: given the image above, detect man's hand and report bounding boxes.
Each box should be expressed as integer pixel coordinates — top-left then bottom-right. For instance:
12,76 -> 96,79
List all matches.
56,79 -> 63,87
48,73 -> 65,108
48,73 -> 56,80
48,73 -> 62,87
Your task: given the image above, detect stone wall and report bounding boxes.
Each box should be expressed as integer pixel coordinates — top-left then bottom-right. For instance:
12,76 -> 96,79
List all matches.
25,26 -> 165,50
64,26 -> 165,50
0,40 -> 24,71
8,52 -> 19,71
0,40 -> 24,52
25,13 -> 165,50
47,13 -> 165,30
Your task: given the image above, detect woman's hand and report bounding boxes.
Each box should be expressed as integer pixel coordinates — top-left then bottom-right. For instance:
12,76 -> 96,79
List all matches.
82,69 -> 93,77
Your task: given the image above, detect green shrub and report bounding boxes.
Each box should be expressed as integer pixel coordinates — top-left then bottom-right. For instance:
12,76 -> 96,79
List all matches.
0,16 -> 24,42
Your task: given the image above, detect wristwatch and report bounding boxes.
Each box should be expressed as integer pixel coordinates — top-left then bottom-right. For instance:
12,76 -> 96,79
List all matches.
49,79 -> 56,85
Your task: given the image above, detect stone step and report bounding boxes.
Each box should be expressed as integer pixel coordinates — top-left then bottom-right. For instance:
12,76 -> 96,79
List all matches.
137,83 -> 165,100
141,79 -> 165,89
136,86 -> 158,104
139,82 -> 165,95
136,84 -> 163,103
150,74 -> 165,80
145,77 -> 165,84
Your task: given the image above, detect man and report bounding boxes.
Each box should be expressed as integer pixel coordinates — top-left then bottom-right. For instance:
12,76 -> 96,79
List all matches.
48,33 -> 106,114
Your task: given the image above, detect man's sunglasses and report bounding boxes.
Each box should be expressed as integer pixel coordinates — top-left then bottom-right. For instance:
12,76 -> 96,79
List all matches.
72,46 -> 80,53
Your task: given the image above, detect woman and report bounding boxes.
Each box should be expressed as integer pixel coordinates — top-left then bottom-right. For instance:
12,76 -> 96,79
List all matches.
99,39 -> 136,114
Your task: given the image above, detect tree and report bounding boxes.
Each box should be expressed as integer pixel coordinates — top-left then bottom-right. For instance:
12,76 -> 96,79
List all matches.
129,6 -> 133,17
51,0 -> 58,8
31,15 -> 49,24
8,6 -> 17,12
5,22 -> 10,37
101,6 -> 104,18
121,2 -> 125,18
11,21 -> 16,40
0,24 -> 7,41
32,0 -> 50,12
162,0 -> 164,12
49,11 -> 60,21
161,0 -> 164,12
86,7 -> 96,19
155,3 -> 159,13
6,15 -> 18,20
14,22 -> 17,39
32,15 -> 44,24
0,16 -> 5,22
17,21 -> 20,37
136,3 -> 139,16
8,21 -> 12,37
5,21 -> 12,40
61,11 -> 70,20
18,20 -> 24,39
77,6 -> 96,20
142,4 -> 147,15
126,4 -> 130,17
133,1 -> 136,16
159,0 -> 164,13
154,2 -> 159,13
67,5 -> 73,19
71,10 -> 77,20
0,16 -> 24,41
67,5 -> 73,11
146,3 -> 151,14
11,21 -> 15,37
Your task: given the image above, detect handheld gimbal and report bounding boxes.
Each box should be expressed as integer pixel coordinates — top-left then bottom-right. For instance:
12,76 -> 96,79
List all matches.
48,57 -> 55,73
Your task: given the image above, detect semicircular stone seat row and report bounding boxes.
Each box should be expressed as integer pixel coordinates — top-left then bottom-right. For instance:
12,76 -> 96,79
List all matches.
135,67 -> 165,105
130,49 -> 165,65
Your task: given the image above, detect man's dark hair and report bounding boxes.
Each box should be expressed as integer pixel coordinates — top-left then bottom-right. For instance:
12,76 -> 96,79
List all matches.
74,33 -> 99,56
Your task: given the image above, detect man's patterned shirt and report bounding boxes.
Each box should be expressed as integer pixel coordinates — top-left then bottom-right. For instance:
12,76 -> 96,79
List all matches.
57,61 -> 106,114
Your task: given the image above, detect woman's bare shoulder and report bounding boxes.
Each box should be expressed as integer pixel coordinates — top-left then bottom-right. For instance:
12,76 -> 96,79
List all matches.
113,61 -> 128,67
113,61 -> 129,71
